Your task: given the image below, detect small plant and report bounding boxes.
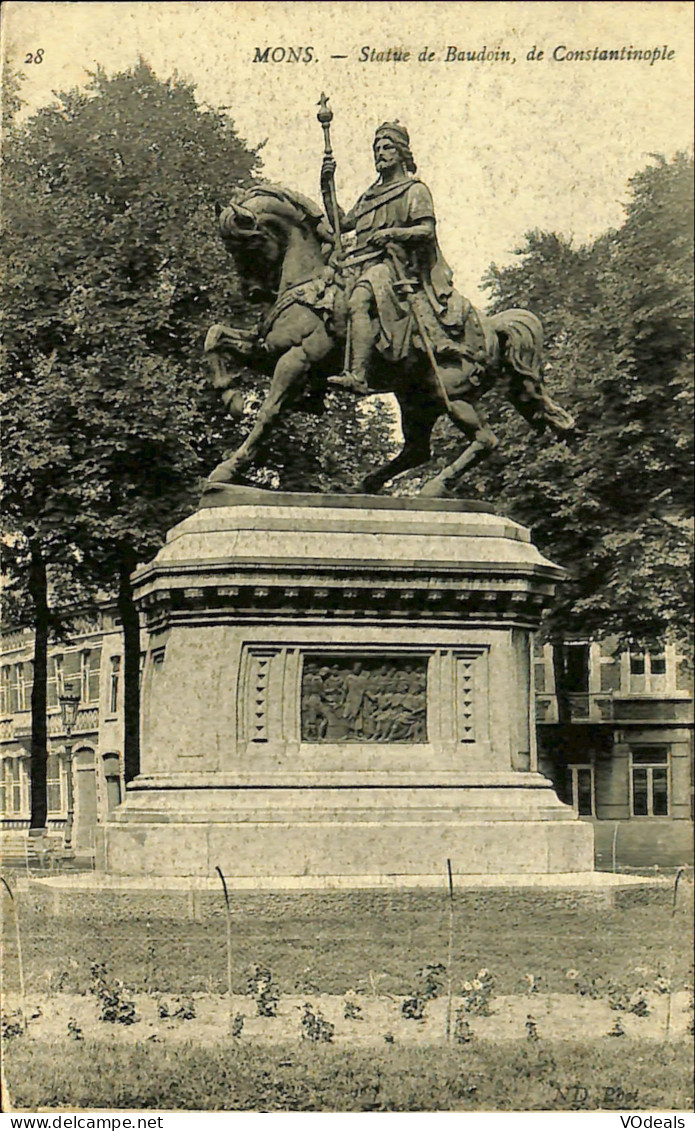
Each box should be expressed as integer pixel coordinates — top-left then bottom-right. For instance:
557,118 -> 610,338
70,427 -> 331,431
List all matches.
453,1010 -> 474,1044
524,973 -> 539,995
173,996 -> 196,1021
89,962 -> 137,1026
383,1032 -> 395,1044
460,969 -> 495,1016
525,1013 -> 540,1042
1,1009 -> 24,1040
416,963 -> 446,1000
300,1002 -> 334,1043
627,988 -> 650,1017
606,984 -> 630,1012
653,974 -> 671,995
607,1017 -> 626,1037
565,969 -> 604,999
157,995 -> 196,1021
607,983 -> 651,1016
401,994 -> 426,1020
67,1017 -> 83,1041
400,961 -> 447,1021
343,990 -> 363,1020
231,1012 -> 245,1038
246,964 -> 279,1018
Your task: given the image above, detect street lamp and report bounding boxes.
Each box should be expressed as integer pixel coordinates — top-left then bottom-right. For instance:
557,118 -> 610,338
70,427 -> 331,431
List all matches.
59,684 -> 81,853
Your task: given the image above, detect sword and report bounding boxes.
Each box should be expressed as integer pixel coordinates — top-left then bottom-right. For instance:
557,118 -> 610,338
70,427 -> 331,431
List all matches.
386,245 -> 453,410
317,93 -> 343,254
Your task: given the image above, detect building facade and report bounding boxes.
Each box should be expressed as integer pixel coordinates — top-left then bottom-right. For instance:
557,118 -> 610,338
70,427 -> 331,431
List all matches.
1,619 -> 693,867
0,610 -> 126,854
535,638 -> 693,866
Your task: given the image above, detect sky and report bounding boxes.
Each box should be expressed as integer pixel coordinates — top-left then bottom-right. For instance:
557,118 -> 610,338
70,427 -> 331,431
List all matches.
2,1 -> 693,301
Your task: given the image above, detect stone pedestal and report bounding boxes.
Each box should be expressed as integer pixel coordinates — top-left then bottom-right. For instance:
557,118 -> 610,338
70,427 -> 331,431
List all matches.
100,488 -> 594,878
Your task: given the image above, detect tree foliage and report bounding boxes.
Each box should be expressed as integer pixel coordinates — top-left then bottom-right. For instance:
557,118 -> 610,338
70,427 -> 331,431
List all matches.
1,60 -> 399,810
434,153 -> 694,648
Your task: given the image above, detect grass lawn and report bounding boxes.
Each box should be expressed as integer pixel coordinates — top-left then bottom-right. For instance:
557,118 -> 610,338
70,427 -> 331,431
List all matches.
3,884 -> 693,998
3,1037 -> 692,1111
2,882 -> 693,1111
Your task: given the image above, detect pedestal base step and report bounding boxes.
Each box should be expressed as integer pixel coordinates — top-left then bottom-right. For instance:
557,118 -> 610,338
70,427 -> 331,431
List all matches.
99,815 -> 594,878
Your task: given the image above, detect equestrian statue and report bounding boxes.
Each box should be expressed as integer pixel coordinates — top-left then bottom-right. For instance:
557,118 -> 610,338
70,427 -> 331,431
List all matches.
204,95 -> 574,497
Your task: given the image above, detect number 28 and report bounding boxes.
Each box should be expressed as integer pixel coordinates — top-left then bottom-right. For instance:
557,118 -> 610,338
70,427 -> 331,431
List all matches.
25,49 -> 44,64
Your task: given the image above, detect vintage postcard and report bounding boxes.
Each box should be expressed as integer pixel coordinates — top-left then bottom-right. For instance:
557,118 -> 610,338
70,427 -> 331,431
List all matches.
1,0 -> 693,1120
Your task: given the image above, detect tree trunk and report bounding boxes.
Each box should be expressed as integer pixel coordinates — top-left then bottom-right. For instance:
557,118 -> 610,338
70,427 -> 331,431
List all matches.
117,547 -> 141,783
29,543 -> 49,829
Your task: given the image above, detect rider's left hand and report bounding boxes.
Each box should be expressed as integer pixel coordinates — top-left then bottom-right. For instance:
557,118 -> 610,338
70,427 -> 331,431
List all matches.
370,228 -> 400,247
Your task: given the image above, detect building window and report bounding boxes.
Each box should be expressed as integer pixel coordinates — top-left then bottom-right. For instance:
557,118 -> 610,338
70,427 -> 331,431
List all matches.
599,640 -> 622,693
569,765 -> 594,816
2,758 -> 23,815
47,655 -> 64,708
631,746 -> 669,816
0,666 -> 11,714
109,657 -> 121,714
627,650 -> 668,694
650,653 -> 666,676
563,644 -> 590,694
46,753 -> 63,814
13,664 -> 28,712
80,649 -> 102,704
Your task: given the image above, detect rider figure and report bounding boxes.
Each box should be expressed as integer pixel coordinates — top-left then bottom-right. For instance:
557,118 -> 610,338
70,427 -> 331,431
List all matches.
321,121 -> 484,395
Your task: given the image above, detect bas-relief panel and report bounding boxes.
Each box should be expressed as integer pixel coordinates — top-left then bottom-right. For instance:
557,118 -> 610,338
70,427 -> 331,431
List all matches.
301,656 -> 428,743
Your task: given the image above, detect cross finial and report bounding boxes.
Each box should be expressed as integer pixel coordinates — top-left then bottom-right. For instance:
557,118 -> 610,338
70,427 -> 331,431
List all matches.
317,92 -> 333,125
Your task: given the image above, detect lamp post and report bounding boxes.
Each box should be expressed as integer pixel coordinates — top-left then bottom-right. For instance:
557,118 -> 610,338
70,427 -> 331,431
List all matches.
59,684 -> 81,853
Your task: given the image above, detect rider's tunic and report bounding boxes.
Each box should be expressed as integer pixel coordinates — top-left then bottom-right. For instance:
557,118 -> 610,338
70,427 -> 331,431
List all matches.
342,176 -> 477,362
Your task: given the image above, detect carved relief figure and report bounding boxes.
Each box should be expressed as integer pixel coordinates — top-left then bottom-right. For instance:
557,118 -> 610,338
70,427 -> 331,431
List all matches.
301,656 -> 428,743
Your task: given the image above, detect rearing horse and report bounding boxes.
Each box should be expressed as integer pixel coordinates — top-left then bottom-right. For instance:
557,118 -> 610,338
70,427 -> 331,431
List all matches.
204,185 -> 574,497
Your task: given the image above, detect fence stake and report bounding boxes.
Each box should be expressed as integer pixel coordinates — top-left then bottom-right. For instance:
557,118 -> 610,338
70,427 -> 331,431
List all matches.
445,858 -> 454,1043
216,866 -> 234,1034
665,865 -> 686,1039
611,821 -> 619,873
1,876 -> 26,1032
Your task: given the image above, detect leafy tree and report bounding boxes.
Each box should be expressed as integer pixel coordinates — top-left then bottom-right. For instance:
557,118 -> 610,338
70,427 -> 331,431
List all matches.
2,60 -> 398,823
431,153 -> 693,658
1,60 -> 261,821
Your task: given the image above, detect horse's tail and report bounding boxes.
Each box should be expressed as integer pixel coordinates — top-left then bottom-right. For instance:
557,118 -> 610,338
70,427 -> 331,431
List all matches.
488,308 -> 575,434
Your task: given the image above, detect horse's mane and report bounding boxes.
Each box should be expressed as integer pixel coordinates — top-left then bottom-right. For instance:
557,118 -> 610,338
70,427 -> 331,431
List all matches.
241,183 -> 324,230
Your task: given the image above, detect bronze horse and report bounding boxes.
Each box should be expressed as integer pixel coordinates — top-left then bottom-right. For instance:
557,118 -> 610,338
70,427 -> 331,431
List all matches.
204,185 -> 574,496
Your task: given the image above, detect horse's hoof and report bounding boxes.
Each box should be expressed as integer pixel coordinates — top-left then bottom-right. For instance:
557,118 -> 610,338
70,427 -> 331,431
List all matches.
200,479 -> 229,495
359,475 -> 386,495
207,462 -> 235,484
420,476 -> 451,499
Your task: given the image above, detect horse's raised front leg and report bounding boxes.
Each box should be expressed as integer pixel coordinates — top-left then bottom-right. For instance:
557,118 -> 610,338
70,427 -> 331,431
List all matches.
420,397 -> 499,498
207,322 -> 332,484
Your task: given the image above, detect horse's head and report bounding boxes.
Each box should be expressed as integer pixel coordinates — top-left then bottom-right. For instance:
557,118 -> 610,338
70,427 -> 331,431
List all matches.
216,186 -> 328,303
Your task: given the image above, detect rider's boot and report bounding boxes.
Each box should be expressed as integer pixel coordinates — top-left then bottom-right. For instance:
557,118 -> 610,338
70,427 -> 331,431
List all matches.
328,370 -> 370,395
327,298 -> 374,396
